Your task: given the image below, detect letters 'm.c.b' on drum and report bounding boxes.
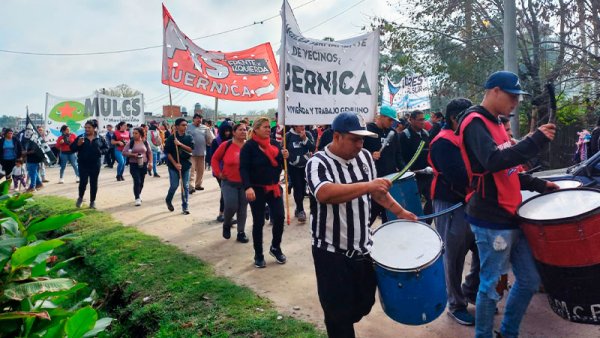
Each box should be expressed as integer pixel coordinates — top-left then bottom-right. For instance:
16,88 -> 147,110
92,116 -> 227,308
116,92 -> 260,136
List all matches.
518,188 -> 600,324
370,220 -> 446,325
384,171 -> 424,220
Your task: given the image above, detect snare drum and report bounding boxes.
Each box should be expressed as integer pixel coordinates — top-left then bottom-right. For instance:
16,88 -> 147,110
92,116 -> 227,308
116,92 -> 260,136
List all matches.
384,171 -> 424,220
518,188 -> 600,324
370,220 -> 446,325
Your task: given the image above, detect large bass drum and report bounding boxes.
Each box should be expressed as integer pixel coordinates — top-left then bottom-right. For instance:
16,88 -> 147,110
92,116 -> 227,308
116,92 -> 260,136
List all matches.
518,188 -> 600,324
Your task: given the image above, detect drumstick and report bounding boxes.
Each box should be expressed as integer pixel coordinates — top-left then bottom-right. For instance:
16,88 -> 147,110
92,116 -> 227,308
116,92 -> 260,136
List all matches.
417,202 -> 463,221
389,141 -> 425,183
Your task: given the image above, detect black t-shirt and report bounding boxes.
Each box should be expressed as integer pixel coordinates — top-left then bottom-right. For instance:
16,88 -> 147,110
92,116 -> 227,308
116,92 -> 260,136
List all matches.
363,122 -> 404,177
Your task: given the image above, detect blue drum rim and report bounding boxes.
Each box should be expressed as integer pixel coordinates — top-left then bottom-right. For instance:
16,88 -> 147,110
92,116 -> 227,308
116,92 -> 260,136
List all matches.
371,220 -> 444,273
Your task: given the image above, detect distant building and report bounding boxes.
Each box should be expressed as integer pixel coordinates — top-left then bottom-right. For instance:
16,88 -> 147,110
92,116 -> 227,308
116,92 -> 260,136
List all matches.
162,105 -> 181,118
17,113 -> 44,130
182,107 -> 188,117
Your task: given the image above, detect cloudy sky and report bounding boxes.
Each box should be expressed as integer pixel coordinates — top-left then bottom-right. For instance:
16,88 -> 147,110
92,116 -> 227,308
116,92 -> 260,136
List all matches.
0,0 -> 405,118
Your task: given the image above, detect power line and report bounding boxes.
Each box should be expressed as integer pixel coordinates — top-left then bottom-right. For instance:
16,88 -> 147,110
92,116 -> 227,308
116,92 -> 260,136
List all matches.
0,0 -> 316,57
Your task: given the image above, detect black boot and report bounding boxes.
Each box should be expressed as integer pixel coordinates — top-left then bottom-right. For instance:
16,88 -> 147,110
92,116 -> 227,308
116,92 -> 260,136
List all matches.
223,224 -> 231,239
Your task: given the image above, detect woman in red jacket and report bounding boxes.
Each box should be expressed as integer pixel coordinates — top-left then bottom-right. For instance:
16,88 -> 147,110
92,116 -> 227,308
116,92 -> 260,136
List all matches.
55,125 -> 80,184
211,123 -> 249,243
111,121 -> 130,181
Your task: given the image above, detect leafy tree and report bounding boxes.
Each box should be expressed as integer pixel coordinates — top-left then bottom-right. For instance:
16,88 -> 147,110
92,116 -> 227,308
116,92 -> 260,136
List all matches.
95,84 -> 142,98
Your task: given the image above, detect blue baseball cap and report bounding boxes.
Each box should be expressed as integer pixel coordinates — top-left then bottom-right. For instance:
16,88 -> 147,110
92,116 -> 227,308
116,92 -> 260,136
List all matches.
484,71 -> 530,95
331,112 -> 377,138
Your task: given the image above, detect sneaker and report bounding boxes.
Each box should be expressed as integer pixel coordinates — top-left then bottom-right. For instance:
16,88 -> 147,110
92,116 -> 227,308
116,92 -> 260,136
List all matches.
189,187 -> 195,194
154,174 -> 161,178
297,210 -> 306,223
216,214 -> 224,222
26,188 -> 37,193
76,197 -> 83,208
254,256 -> 266,268
236,232 -> 249,243
76,177 -> 80,183
182,210 -> 190,215
447,309 -> 475,326
35,183 -> 44,189
196,186 -> 204,191
58,178 -> 64,184
166,199 -> 174,212
223,224 -> 231,239
42,178 -> 50,183
135,198 -> 142,206
89,201 -> 96,209
269,246 -> 287,264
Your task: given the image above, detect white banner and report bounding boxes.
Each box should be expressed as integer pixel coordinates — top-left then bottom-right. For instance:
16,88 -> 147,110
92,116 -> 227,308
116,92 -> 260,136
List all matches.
44,93 -> 145,144
381,75 -> 431,112
278,0 -> 380,126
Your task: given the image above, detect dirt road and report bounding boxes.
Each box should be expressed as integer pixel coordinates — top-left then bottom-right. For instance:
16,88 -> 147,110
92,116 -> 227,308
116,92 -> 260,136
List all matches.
38,166 -> 599,337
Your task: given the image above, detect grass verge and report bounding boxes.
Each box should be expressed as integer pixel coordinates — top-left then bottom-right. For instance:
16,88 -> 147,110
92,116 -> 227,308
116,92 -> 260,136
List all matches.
26,195 -> 323,338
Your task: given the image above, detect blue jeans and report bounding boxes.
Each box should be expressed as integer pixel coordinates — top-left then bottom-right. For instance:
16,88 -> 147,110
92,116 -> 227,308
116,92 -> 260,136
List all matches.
26,163 -> 41,189
59,152 -> 79,178
115,149 -> 125,177
470,225 -> 541,338
151,150 -> 159,175
166,167 -> 190,211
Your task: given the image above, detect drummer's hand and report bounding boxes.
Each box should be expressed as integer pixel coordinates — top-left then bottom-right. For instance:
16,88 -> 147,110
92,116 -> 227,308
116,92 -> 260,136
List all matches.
369,178 -> 392,195
544,181 -> 560,192
538,124 -> 556,140
397,209 -> 418,221
372,151 -> 381,160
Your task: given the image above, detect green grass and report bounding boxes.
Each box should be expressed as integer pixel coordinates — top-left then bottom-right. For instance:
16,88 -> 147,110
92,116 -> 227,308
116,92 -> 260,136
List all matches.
26,196 -> 323,338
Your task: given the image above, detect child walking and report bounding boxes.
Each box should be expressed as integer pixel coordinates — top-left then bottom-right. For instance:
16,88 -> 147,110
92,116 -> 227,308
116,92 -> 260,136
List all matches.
11,159 -> 27,191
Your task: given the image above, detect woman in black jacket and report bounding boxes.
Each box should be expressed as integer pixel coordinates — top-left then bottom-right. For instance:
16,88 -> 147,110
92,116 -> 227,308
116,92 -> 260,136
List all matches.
240,117 -> 289,268
70,120 -> 108,209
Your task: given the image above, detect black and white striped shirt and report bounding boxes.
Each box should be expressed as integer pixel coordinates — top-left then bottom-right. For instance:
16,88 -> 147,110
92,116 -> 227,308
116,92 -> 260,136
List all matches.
305,146 -> 377,254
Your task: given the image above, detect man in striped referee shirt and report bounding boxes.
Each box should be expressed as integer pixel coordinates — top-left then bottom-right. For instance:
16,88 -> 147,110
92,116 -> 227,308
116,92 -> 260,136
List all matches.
306,112 -> 417,337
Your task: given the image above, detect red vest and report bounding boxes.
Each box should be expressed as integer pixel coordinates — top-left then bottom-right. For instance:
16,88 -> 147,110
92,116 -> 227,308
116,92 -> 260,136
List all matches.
458,113 -> 521,215
428,129 -> 462,200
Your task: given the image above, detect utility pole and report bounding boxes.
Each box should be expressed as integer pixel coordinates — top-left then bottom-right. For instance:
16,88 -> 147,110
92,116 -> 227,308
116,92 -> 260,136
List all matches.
503,0 -> 520,137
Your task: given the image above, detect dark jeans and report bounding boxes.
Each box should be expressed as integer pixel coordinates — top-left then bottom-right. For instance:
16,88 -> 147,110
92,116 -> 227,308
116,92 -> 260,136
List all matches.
312,247 -> 377,338
249,186 -> 284,258
288,165 -> 306,212
129,163 -> 147,199
434,199 -> 480,312
79,163 -> 101,202
1,159 -> 16,179
104,147 -> 115,167
216,178 -> 225,213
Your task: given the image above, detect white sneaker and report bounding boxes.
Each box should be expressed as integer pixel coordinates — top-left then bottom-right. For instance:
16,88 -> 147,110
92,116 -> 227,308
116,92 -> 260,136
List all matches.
135,198 -> 141,206
76,177 -> 80,183
58,178 -> 64,184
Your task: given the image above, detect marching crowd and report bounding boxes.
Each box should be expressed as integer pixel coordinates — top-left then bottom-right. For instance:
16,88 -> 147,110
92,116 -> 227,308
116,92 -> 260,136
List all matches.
0,71 -> 566,338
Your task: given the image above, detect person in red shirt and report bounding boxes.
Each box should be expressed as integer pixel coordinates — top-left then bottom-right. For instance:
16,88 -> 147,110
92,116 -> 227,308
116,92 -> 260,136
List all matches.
211,123 -> 249,243
111,121 -> 131,181
55,125 -> 80,184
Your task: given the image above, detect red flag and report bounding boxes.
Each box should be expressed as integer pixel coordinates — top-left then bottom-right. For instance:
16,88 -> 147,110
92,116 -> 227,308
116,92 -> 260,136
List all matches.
162,5 -> 279,101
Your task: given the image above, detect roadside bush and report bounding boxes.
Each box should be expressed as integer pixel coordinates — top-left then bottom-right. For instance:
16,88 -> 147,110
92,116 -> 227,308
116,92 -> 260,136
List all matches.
0,180 -> 112,338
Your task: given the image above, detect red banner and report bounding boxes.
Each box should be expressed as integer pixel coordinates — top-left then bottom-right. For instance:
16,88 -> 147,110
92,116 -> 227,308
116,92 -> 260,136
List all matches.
162,5 -> 279,101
